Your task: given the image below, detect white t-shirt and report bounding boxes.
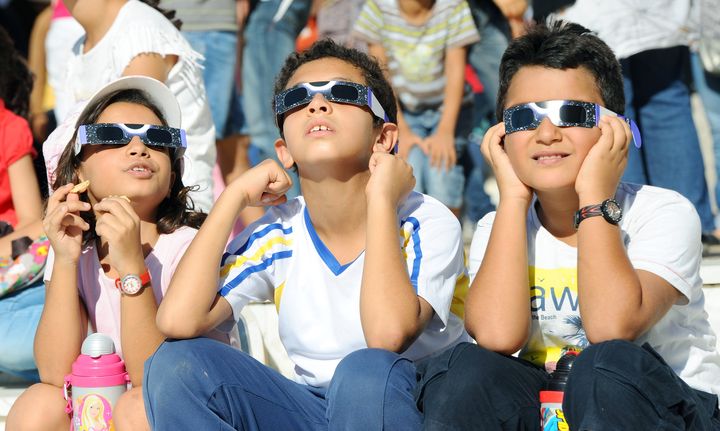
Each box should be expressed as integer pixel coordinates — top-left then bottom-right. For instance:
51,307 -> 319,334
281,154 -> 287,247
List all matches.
219,192 -> 471,387
469,183 -> 720,398
555,0 -> 693,59
45,226 -> 234,358
46,0 -> 216,211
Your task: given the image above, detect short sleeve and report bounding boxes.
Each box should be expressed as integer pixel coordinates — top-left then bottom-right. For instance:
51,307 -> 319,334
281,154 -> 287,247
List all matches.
352,0 -> 384,45
445,1 -> 481,49
624,189 -> 702,303
218,207 -> 294,324
400,196 -> 467,328
467,212 -> 495,283
1,114 -> 35,167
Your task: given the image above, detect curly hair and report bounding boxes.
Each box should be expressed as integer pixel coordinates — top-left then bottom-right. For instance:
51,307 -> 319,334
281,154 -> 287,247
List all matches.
273,38 -> 398,130
0,27 -> 33,119
52,89 -> 205,246
139,0 -> 182,29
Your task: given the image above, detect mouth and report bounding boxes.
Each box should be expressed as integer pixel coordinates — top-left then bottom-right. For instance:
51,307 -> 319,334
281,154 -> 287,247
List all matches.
306,121 -> 334,136
532,152 -> 569,165
125,163 -> 154,176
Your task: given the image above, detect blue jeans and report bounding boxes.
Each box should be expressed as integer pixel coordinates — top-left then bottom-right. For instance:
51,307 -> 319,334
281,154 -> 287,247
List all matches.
183,31 -> 238,140
417,341 -> 720,430
404,105 -> 473,209
143,338 -> 422,430
0,283 -> 44,381
621,46 -> 715,232
692,51 -> 720,227
242,0 -> 310,198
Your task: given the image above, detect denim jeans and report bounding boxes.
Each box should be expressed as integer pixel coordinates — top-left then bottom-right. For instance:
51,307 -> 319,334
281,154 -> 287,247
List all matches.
183,31 -> 238,140
691,51 -> 720,227
621,46 -> 715,232
143,338 -> 421,430
416,341 -> 720,431
464,3 -> 509,222
404,105 -> 473,209
242,0 -> 310,198
0,282 -> 44,381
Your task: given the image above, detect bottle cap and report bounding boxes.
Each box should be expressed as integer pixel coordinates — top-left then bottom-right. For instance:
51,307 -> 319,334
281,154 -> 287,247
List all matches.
544,351 -> 579,391
81,333 -> 116,358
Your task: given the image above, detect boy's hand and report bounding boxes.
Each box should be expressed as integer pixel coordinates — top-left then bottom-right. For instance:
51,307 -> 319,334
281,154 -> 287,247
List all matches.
575,116 -> 631,205
43,183 -> 91,264
232,159 -> 292,207
397,126 -> 427,160
424,130 -> 456,172
366,153 -> 416,206
481,123 -> 533,203
93,197 -> 144,276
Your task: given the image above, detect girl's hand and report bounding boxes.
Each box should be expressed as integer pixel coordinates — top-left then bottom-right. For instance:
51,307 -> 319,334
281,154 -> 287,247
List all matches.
93,196 -> 144,275
575,116 -> 631,205
233,159 -> 293,207
366,152 -> 416,206
481,122 -> 533,204
43,183 -> 91,264
424,130 -> 456,172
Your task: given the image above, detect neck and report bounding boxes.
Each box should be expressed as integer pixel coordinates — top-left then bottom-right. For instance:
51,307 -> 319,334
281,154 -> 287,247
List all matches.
398,0 -> 435,23
301,171 -> 370,236
79,0 -> 127,52
535,188 -> 580,246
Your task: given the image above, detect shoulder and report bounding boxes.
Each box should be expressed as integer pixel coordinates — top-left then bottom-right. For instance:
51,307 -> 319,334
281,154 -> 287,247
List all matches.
618,183 -> 698,220
225,198 -> 303,253
400,192 -> 458,223
399,192 -> 462,241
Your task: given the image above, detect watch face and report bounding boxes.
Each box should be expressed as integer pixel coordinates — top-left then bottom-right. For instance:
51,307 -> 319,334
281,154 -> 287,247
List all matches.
603,200 -> 622,223
121,274 -> 143,295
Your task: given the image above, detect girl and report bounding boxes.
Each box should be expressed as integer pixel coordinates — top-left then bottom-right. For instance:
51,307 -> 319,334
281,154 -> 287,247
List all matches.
44,0 -> 216,212
7,76 -> 231,431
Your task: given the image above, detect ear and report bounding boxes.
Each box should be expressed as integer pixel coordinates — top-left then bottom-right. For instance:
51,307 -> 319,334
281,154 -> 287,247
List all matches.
372,122 -> 399,154
274,138 -> 295,169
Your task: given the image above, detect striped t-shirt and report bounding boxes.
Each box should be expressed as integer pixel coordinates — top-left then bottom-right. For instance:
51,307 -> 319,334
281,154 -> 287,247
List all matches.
162,0 -> 238,32
218,192 -> 471,388
353,0 -> 480,112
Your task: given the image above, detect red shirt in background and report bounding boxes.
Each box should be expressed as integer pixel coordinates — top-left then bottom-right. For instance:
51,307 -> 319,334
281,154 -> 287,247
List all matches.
0,100 -> 36,227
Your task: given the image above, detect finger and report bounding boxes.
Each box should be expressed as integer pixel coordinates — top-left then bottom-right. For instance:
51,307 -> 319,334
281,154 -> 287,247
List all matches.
47,183 -> 76,212
448,147 -> 457,172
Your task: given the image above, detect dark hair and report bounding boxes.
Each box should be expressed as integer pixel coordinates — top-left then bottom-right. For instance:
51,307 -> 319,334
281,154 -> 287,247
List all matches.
0,27 -> 33,119
52,89 -> 205,246
273,38 -> 398,130
139,0 -> 182,29
496,20 -> 624,121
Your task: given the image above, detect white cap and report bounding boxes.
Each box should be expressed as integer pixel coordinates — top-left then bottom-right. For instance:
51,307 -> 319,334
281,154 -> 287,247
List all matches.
81,333 -> 116,358
76,76 -> 182,128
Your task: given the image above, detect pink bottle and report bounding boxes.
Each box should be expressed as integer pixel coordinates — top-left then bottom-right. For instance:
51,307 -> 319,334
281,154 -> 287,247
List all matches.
64,333 -> 129,431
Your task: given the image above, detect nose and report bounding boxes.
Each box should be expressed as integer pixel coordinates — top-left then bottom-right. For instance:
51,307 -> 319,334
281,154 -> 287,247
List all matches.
125,136 -> 150,157
306,92 -> 332,115
534,117 -> 562,145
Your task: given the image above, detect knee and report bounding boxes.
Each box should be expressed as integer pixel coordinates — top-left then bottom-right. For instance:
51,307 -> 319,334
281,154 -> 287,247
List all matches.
447,343 -> 515,389
143,339 -> 211,396
6,383 -> 68,431
114,387 -> 149,431
333,349 -> 414,397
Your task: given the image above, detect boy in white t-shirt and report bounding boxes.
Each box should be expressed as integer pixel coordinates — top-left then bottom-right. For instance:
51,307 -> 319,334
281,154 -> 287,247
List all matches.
415,21 -> 720,430
143,39 -> 469,430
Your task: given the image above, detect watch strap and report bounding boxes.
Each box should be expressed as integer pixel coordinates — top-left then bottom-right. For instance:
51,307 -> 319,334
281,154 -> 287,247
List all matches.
573,204 -> 603,229
114,269 -> 151,290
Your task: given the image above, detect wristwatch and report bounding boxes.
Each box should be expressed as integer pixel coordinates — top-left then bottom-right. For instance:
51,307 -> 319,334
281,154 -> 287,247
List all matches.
115,270 -> 151,295
573,198 -> 622,229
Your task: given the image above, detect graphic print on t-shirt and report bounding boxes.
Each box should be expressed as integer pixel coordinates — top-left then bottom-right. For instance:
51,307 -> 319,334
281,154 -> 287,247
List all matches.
521,266 -> 587,372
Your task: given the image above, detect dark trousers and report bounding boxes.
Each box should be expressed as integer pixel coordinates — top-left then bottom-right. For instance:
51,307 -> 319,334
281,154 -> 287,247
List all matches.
416,341 -> 720,430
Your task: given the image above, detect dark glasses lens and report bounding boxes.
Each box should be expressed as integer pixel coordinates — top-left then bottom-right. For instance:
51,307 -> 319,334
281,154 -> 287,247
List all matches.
510,108 -> 536,128
330,84 -> 359,100
283,87 -> 310,107
146,128 -> 173,144
559,105 -> 586,123
95,125 -> 125,141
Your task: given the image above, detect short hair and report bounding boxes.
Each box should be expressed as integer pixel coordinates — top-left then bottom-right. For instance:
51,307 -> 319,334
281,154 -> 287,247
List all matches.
52,89 -> 205,246
273,38 -> 398,130
496,20 -> 625,121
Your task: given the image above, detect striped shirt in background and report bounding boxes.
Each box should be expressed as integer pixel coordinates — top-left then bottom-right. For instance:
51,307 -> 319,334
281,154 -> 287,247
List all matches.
352,0 -> 480,112
161,0 -> 238,32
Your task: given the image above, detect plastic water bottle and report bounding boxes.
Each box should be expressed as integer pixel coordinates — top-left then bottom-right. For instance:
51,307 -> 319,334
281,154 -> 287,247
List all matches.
539,351 -> 579,431
64,333 -> 129,431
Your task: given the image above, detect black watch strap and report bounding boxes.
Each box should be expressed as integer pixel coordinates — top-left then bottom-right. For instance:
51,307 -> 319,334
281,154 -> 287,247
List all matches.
574,198 -> 622,229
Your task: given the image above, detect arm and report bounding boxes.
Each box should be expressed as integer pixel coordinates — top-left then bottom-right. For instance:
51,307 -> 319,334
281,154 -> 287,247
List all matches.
465,123 -> 533,355
28,6 -> 52,140
157,159 -> 292,338
424,46 -> 467,171
367,42 -> 426,159
34,184 -> 92,386
575,117 -> 680,342
122,52 -> 177,82
9,155 -> 43,229
361,149 -> 433,352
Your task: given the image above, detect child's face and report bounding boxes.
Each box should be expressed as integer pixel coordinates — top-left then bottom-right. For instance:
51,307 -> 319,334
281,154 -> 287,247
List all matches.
277,58 -> 382,171
502,66 -> 604,193
77,102 -> 174,207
